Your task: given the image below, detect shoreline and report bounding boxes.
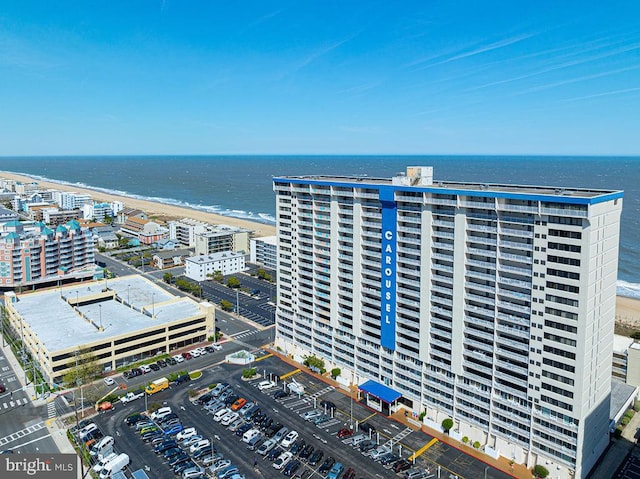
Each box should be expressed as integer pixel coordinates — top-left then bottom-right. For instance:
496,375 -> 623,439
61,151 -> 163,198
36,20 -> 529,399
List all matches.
0,170 -> 276,238
3,170 -> 640,330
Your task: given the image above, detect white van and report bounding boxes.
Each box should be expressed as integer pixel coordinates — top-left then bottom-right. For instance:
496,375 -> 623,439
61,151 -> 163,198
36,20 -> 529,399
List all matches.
242,428 -> 261,443
99,453 -> 129,479
151,407 -> 172,421
213,408 -> 231,422
92,452 -> 117,472
79,423 -> 98,441
90,436 -> 114,457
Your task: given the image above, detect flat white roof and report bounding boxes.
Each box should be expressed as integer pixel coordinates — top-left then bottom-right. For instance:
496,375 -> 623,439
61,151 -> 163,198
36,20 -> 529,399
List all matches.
613,334 -> 635,353
12,275 -> 203,353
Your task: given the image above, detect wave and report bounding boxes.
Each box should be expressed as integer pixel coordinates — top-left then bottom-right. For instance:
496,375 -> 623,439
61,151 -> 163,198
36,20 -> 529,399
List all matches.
1,170 -> 277,225
617,280 -> 640,299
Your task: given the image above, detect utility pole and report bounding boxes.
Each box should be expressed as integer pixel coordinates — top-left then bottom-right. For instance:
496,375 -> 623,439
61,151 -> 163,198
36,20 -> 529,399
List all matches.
74,351 -> 85,479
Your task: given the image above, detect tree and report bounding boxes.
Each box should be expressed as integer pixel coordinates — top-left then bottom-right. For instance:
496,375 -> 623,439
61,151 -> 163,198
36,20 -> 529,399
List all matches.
330,368 -> 341,379
220,300 -> 233,311
63,351 -> 102,388
303,355 -> 325,374
212,271 -> 224,283
533,464 -> 549,478
441,418 -> 454,434
226,276 -> 241,289
163,272 -> 175,284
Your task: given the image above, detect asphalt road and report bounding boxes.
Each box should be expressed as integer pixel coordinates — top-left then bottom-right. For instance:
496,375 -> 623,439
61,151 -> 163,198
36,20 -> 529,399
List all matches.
0,342 -> 59,455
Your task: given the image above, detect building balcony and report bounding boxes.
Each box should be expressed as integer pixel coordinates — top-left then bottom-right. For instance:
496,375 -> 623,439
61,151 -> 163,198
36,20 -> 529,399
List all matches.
467,247 -> 496,258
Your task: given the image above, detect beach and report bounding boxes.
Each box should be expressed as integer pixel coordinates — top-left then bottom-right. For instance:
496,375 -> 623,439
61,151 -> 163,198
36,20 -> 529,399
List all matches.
0,171 -> 276,238
3,169 -> 640,332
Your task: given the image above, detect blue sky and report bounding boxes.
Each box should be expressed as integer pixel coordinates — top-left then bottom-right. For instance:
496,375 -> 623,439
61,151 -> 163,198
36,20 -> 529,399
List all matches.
1,1 -> 639,156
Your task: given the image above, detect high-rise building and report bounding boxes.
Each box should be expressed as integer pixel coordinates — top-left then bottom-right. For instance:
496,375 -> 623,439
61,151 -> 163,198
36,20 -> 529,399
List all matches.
273,166 -> 622,479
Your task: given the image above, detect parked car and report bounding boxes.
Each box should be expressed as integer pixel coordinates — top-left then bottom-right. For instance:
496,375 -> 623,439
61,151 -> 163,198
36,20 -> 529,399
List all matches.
172,355 -> 184,363
308,449 -> 324,466
393,459 -> 412,473
149,363 -> 160,371
182,352 -> 192,360
298,444 -> 314,460
103,377 -> 115,386
283,459 -> 301,476
157,359 -> 167,367
166,357 -> 177,366
273,390 -> 290,399
360,422 -> 376,434
140,365 -> 152,374
319,457 -> 335,474
337,428 -> 354,438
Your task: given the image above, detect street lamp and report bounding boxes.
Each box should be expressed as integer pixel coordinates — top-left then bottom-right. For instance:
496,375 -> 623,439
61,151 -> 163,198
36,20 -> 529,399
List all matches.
484,466 -> 490,479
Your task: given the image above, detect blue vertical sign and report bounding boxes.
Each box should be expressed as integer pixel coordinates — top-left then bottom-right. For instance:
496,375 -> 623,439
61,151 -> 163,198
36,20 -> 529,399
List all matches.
379,187 -> 397,351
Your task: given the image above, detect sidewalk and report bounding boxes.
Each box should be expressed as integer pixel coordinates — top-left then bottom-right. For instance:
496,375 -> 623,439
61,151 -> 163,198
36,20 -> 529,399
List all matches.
268,348 -> 525,479
0,337 -> 46,407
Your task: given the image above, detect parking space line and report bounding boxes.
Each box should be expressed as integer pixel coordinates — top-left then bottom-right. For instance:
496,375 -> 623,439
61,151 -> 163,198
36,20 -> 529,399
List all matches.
253,353 -> 273,363
409,437 -> 438,462
360,412 -> 376,424
279,369 -> 301,380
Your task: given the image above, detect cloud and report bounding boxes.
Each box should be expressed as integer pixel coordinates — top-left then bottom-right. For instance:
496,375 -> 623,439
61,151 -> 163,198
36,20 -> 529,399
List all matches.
279,33 -> 359,79
407,33 -> 535,72
562,86 -> 640,102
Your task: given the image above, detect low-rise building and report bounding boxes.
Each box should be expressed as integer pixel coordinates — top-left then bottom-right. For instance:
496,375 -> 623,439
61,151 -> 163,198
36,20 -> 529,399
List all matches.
193,225 -> 250,256
119,217 -> 168,245
2,275 -> 215,385
250,235 -> 277,270
185,251 -> 246,281
152,249 -> 190,269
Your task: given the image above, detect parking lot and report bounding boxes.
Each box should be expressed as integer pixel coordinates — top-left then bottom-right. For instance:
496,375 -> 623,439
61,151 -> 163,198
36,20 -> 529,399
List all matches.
87,354 -> 513,479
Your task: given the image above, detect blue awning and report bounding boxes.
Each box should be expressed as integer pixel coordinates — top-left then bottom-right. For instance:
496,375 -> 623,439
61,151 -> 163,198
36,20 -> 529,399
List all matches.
358,380 -> 402,403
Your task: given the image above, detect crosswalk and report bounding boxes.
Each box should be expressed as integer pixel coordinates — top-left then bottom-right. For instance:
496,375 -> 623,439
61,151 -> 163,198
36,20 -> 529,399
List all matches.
230,330 -> 260,340
47,401 -> 56,418
1,397 -> 29,409
0,422 -> 45,447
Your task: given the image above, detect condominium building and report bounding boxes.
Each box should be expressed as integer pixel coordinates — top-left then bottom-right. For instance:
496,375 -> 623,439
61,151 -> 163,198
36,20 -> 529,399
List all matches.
0,219 -> 97,288
193,225 -> 250,256
168,218 -> 209,247
250,235 -> 277,270
273,166 -> 622,479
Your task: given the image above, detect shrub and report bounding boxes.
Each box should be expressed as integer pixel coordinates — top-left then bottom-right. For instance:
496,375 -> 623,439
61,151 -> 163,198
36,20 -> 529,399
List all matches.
188,388 -> 199,398
635,400 -> 640,412
330,368 -> 341,379
462,436 -> 469,444
625,409 -> 635,419
242,368 -> 257,379
208,383 -> 217,390
189,370 -> 202,380
533,464 -> 549,478
208,335 -> 215,342
473,441 -> 481,449
621,416 -> 630,426
441,418 -> 454,433
419,411 -> 426,421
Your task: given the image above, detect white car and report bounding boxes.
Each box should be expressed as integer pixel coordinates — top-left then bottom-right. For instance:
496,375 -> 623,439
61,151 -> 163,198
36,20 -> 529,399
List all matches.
172,354 -> 184,363
257,380 -> 275,391
103,377 -> 115,386
273,451 -> 293,470
140,365 -> 151,374
280,430 -> 299,448
221,412 -> 239,426
176,427 -> 197,441
211,343 -> 222,351
189,349 -> 201,358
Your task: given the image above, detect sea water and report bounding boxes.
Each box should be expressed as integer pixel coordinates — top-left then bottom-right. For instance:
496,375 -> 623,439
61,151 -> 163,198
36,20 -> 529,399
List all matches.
1,155 -> 639,296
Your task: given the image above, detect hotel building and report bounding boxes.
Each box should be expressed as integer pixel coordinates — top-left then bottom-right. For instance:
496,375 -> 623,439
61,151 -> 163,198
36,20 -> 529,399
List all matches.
273,166 -> 622,479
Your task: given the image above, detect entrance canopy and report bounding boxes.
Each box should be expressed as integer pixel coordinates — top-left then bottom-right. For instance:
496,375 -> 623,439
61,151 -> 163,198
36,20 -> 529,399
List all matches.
358,380 -> 402,403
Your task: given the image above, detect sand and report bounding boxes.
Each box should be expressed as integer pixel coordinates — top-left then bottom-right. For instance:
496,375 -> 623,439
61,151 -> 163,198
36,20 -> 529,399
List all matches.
0,170 -> 276,238
3,169 -> 640,331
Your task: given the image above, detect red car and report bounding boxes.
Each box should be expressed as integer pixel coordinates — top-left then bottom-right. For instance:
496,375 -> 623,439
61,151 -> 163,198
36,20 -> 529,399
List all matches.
337,428 -> 354,438
181,352 -> 192,360
343,468 -> 356,479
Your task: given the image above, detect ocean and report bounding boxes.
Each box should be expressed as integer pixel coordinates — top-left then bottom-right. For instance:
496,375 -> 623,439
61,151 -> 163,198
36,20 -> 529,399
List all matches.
1,155 -> 639,297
